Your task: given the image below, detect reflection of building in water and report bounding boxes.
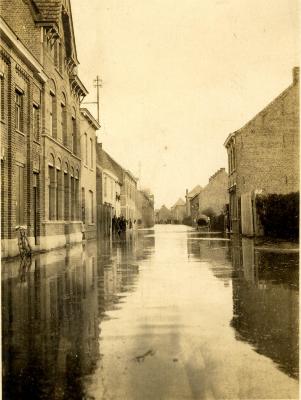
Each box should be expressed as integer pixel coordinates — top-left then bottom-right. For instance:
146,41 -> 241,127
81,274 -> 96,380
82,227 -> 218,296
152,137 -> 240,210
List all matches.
2,244 -> 100,399
100,232 -> 155,312
231,238 -> 299,379
187,237 -> 232,285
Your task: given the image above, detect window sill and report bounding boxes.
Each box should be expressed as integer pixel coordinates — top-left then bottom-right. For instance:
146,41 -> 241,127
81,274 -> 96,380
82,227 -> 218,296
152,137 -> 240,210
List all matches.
0,118 -> 5,125
43,220 -> 65,224
33,138 -> 40,145
43,220 -> 82,224
16,129 -> 25,136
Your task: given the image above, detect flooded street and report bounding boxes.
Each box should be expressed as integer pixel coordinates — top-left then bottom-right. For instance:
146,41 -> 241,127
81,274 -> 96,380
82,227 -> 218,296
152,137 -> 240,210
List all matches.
2,225 -> 299,400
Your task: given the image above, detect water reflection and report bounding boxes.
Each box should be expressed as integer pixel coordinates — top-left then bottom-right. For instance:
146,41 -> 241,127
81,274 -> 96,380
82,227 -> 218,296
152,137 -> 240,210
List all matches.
231,238 -> 299,379
187,233 -> 299,380
187,233 -> 232,284
2,231 -> 154,400
2,243 -> 99,399
2,227 -> 298,399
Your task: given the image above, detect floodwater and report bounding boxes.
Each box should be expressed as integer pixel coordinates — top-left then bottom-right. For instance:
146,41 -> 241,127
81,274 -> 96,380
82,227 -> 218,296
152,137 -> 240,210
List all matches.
2,225 -> 299,400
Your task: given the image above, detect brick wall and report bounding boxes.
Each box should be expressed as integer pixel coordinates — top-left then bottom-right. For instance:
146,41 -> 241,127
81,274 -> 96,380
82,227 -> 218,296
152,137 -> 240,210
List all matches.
1,0 -> 87,256
199,168 -> 228,216
232,73 -> 299,198
1,38 -> 44,254
0,0 -> 42,62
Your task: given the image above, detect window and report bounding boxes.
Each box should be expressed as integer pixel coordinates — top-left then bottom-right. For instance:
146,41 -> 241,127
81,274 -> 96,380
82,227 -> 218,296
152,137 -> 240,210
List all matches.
59,42 -> 63,73
0,75 -> 4,120
15,90 -> 23,132
75,175 -> 79,220
72,116 -> 76,153
64,167 -> 69,221
50,41 -> 55,63
90,138 -> 93,168
104,176 -> 107,197
15,163 -> 25,225
49,92 -> 55,137
33,103 -> 39,140
70,169 -> 75,220
60,102 -> 66,143
89,190 -> 94,223
84,133 -> 88,164
56,163 -> 62,220
228,143 -> 236,174
54,42 -> 58,67
48,164 -> 55,220
82,187 -> 85,223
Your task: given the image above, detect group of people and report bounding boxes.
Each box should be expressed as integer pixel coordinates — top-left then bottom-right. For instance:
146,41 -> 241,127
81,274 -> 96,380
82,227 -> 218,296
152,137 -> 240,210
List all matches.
112,215 -> 135,238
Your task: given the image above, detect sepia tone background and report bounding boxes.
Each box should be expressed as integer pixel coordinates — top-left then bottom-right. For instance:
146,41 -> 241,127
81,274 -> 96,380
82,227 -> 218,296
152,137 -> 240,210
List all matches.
72,0 -> 299,207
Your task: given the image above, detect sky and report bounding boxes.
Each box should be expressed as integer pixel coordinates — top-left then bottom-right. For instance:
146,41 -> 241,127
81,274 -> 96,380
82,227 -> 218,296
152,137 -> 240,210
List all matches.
71,0 -> 299,208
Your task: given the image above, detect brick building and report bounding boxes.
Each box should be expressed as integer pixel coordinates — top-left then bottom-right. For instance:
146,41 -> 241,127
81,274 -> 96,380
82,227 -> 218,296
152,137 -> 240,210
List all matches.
185,185 -> 202,218
190,193 -> 200,225
171,198 -> 186,223
96,144 -> 122,236
198,168 -> 228,216
136,189 -> 155,228
1,0 -> 88,257
121,170 -> 138,222
224,68 -> 299,235
80,108 -> 100,240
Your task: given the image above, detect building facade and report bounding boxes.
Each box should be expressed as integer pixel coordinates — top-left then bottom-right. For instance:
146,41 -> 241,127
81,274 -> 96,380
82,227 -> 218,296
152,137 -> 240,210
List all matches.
185,185 -> 202,219
198,168 -> 228,216
1,0 -> 88,257
96,144 -> 122,236
121,170 -> 138,222
171,198 -> 186,223
80,108 -> 99,240
190,193 -> 200,225
224,68 -> 299,235
136,190 -> 155,228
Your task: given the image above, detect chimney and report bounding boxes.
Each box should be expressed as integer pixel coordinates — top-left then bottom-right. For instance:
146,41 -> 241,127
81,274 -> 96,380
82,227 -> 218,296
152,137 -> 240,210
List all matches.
293,66 -> 299,84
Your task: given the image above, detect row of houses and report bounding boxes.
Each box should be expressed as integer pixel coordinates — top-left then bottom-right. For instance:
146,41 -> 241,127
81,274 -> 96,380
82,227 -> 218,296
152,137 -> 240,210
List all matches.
157,67 -> 299,237
155,168 -> 228,227
0,0 -> 154,258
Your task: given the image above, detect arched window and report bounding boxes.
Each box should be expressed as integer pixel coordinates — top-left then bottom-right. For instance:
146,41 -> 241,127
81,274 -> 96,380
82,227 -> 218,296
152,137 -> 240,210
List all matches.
70,166 -> 75,220
49,80 -> 56,138
64,162 -> 69,221
75,168 -> 79,220
84,133 -> 88,165
61,92 -> 67,144
48,154 -> 55,220
90,137 -> 93,168
71,107 -> 76,154
56,158 -> 62,220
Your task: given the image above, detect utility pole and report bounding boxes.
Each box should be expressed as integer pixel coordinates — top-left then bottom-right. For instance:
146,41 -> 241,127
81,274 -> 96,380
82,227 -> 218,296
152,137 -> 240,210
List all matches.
82,75 -> 102,123
94,75 -> 102,123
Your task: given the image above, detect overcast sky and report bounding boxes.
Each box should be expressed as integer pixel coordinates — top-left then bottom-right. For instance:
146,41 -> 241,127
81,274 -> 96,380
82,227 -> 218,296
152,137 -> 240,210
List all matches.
72,0 -> 299,208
